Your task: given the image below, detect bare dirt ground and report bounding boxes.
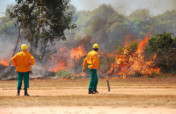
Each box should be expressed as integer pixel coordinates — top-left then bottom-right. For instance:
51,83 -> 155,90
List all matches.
0,77 -> 176,114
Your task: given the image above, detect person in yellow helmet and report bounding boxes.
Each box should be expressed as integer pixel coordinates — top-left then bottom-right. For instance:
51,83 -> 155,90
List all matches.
83,43 -> 99,94
11,44 -> 35,96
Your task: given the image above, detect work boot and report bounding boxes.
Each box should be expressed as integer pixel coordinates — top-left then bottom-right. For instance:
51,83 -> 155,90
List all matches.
29,71 -> 33,74
93,90 -> 99,94
88,90 -> 92,94
88,90 -> 96,94
24,89 -> 30,96
17,89 -> 20,96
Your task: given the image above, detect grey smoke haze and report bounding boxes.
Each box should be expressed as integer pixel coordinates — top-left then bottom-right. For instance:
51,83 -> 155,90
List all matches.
1,0 -> 175,17
0,36 -> 15,59
72,0 -> 176,15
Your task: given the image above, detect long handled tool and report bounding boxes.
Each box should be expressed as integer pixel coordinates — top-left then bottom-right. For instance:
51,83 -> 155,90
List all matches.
106,79 -> 110,92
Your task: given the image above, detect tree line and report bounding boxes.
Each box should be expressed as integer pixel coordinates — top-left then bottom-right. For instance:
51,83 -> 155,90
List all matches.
0,3 -> 176,73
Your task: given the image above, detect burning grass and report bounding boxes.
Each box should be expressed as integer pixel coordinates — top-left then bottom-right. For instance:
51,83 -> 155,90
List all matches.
0,34 -> 170,80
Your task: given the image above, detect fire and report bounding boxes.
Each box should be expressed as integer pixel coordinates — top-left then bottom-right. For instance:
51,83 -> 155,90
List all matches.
48,58 -> 68,72
107,34 -> 160,77
70,45 -> 86,61
47,45 -> 86,73
0,59 -> 10,66
46,35 -> 160,78
47,47 -> 68,72
137,36 -> 149,53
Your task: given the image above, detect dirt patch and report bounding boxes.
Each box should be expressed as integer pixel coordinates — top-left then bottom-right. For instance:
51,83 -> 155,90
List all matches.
0,78 -> 176,114
1,106 -> 176,114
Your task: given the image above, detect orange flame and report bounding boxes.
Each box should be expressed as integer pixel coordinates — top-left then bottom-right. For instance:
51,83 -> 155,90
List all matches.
47,45 -> 86,73
137,35 -> 149,53
70,45 -> 86,61
48,59 -> 68,72
107,34 -> 160,77
0,59 -> 10,66
47,47 -> 69,72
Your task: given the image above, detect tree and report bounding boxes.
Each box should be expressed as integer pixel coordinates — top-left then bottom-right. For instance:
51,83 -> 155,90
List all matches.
7,0 -> 76,61
129,9 -> 151,21
127,9 -> 153,38
0,16 -> 17,35
152,10 -> 176,36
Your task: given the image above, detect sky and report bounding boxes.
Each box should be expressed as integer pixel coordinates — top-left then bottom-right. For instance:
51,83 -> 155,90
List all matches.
71,0 -> 176,15
0,0 -> 176,17
0,0 -> 15,17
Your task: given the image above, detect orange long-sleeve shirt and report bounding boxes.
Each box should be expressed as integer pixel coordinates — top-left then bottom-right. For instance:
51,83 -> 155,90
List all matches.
83,50 -> 99,69
11,50 -> 35,72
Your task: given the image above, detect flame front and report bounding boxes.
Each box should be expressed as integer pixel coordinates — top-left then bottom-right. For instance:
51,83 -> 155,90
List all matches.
47,47 -> 68,72
70,45 -> 86,61
47,45 -> 86,73
107,34 -> 160,77
0,59 -> 10,66
48,58 -> 68,72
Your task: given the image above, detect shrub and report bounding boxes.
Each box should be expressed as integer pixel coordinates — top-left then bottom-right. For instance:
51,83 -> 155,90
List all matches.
145,32 -> 176,73
56,70 -> 71,78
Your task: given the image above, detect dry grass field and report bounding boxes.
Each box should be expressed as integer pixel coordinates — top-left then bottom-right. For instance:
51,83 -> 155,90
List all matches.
0,77 -> 176,113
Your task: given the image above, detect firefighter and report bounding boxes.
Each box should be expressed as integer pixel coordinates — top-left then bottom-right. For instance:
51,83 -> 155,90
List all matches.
11,44 -> 35,96
83,43 -> 99,94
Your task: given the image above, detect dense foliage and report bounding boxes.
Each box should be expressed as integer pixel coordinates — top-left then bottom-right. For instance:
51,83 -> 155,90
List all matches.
0,16 -> 17,35
2,4 -> 176,51
145,32 -> 176,73
66,5 -> 176,52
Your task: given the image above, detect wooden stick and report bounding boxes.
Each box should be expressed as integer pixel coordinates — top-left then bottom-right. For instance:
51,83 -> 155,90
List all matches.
106,79 -> 110,92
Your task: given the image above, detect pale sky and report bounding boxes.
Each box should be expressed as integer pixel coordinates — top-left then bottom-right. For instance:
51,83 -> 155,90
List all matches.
71,0 -> 176,15
0,0 -> 15,17
0,0 -> 176,17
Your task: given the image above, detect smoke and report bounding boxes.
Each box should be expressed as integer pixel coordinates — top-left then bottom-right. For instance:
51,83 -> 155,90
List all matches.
0,35 -> 16,59
0,0 -> 176,79
71,0 -> 176,15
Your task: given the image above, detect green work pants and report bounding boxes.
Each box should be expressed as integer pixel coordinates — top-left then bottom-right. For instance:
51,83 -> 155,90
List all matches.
17,72 -> 29,90
89,69 -> 98,91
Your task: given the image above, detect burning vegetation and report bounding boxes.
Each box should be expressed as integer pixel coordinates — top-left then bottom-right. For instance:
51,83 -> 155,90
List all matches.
1,32 -> 176,80
0,59 -> 10,66
47,47 -> 69,72
107,34 -> 160,78
45,45 -> 86,76
0,4 -> 176,80
36,34 -> 161,78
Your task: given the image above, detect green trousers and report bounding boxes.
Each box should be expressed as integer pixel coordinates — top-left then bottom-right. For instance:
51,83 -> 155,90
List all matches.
17,72 -> 29,90
89,69 -> 98,91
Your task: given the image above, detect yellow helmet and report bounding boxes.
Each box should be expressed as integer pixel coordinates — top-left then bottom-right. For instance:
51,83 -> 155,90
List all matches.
93,43 -> 99,49
21,44 -> 28,50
